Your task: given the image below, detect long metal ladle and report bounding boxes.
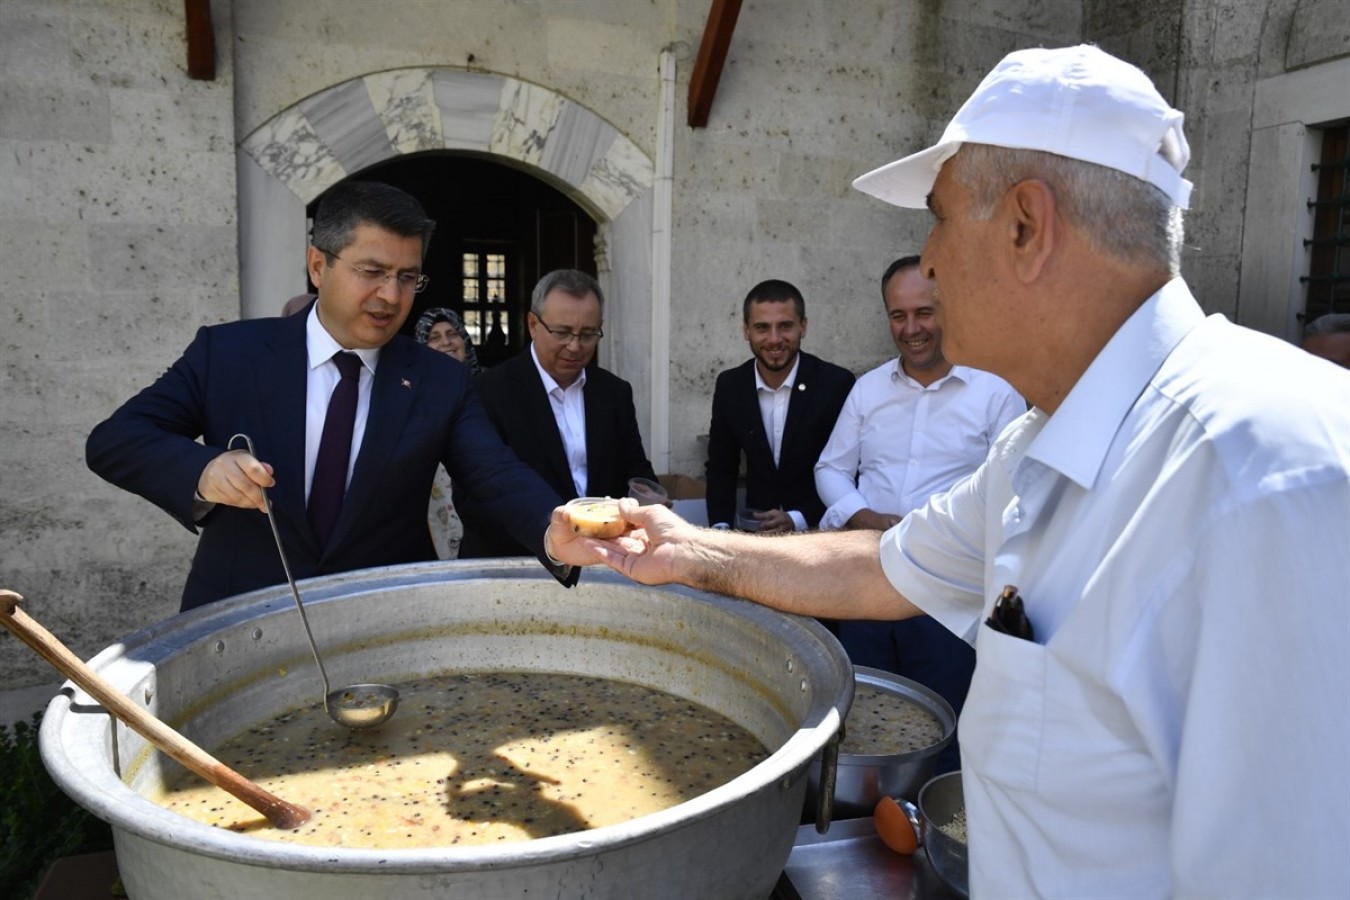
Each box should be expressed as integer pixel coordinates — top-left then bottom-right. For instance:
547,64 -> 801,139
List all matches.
228,434 -> 398,730
0,589 -> 309,830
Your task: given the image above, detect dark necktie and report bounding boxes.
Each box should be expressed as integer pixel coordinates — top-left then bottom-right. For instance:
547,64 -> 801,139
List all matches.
308,351 -> 362,549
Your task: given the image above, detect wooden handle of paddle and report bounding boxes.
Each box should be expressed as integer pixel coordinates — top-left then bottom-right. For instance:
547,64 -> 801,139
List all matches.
0,589 -> 310,830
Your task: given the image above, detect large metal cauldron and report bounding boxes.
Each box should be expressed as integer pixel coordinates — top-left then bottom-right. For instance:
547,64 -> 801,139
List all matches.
40,560 -> 853,899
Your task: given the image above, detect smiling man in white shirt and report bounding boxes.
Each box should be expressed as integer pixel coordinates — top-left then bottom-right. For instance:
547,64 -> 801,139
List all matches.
815,257 -> 1024,532
815,255 -> 1023,771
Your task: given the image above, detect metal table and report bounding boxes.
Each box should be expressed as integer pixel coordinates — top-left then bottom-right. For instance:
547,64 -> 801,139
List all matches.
773,817 -> 964,899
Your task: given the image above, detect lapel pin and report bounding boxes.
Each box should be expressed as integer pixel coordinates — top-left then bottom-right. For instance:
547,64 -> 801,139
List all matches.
797,383 -> 806,391
401,378 -> 412,389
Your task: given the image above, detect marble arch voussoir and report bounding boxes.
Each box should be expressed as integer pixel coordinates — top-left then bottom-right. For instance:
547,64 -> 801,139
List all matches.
240,67 -> 654,221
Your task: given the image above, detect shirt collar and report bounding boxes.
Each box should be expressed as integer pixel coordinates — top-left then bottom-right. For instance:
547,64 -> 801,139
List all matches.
754,354 -> 801,392
306,304 -> 379,373
891,358 -> 970,389
530,342 -> 586,394
1025,277 -> 1206,489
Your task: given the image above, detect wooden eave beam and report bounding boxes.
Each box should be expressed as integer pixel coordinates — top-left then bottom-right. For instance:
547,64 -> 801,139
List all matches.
185,0 -> 216,81
687,0 -> 743,127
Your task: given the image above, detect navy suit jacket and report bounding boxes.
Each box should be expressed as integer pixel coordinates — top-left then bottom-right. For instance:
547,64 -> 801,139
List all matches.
86,309 -> 575,612
704,351 -> 854,529
457,349 -> 657,558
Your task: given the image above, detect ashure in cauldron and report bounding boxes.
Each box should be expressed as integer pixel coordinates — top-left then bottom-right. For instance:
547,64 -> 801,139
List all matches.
40,560 -> 853,900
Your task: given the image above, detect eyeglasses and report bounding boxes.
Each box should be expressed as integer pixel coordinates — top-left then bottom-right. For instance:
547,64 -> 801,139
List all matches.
319,248 -> 429,294
533,314 -> 603,346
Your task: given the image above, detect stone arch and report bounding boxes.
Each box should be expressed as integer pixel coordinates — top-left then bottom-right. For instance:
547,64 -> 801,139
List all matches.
235,67 -> 656,414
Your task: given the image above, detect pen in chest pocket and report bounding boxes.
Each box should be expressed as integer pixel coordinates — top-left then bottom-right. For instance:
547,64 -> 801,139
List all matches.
986,584 -> 1035,641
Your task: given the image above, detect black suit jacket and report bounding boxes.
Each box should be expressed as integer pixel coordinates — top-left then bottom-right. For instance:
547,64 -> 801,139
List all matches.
457,349 -> 657,557
86,309 -> 575,612
705,351 -> 854,528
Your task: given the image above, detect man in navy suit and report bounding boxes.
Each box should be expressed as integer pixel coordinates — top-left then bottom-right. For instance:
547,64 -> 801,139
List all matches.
705,279 -> 854,533
457,269 -> 658,558
87,181 -> 575,612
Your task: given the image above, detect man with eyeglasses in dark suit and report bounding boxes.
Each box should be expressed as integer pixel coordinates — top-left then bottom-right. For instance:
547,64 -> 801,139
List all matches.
87,180 -> 576,612
456,269 -> 658,559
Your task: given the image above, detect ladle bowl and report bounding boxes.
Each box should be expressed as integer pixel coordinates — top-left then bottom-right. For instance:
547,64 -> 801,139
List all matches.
228,433 -> 399,730
325,683 -> 399,728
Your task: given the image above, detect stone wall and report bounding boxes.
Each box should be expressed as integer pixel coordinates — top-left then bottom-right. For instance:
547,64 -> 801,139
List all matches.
1,0 -> 239,686
664,0 -> 1086,472
1,0 -> 1347,694
1084,0 -> 1350,331
1085,0 -> 1260,320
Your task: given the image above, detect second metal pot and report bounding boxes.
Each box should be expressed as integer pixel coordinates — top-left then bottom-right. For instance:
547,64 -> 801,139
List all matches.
807,666 -> 956,819
917,770 -> 968,898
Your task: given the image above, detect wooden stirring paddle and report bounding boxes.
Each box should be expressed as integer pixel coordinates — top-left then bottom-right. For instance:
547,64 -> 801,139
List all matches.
0,589 -> 310,830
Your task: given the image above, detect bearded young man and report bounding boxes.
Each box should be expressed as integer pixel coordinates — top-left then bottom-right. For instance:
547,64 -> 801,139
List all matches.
703,279 -> 854,534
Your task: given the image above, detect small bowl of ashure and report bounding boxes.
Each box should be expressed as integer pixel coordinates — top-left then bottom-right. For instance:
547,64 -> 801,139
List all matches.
807,665 -> 957,819
565,496 -> 628,539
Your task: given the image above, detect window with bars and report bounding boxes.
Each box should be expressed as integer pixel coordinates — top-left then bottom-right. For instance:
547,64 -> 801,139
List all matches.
460,249 -> 513,364
1302,122 -> 1349,322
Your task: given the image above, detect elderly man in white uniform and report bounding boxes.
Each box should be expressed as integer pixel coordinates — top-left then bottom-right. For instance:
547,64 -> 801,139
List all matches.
546,44 -> 1350,898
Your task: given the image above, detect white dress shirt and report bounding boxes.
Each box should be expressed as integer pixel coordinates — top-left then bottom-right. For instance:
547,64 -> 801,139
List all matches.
304,306 -> 378,503
531,343 -> 589,496
879,279 -> 1350,897
754,355 -> 807,531
814,360 -> 1023,528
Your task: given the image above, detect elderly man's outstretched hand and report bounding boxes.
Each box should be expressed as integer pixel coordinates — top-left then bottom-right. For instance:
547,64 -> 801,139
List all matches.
545,499 -> 693,586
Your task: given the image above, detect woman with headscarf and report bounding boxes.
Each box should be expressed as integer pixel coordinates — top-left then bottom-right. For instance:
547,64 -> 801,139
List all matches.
415,307 -> 482,374
414,308 -> 482,558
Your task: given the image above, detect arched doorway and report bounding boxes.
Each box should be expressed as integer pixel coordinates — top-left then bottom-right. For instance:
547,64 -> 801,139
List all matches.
306,154 -> 599,368
236,66 -> 655,390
